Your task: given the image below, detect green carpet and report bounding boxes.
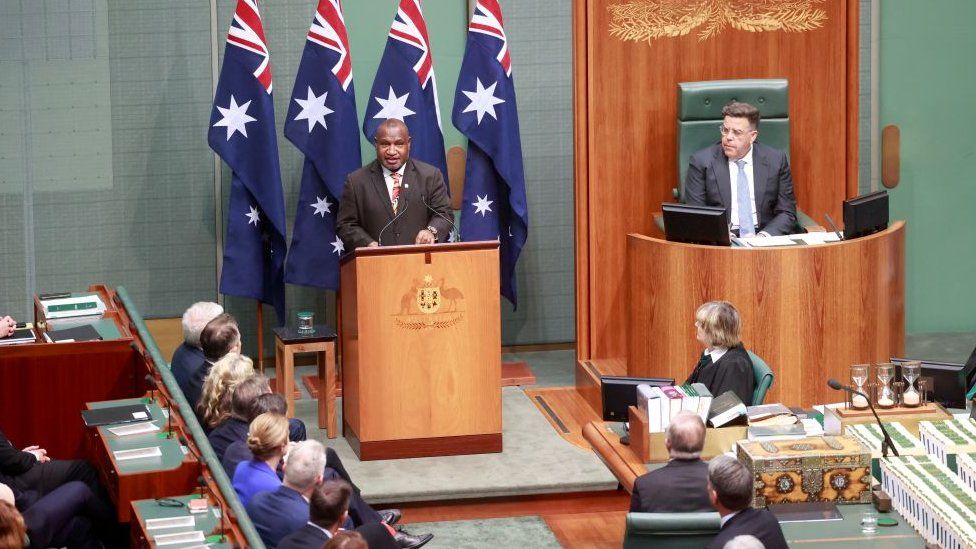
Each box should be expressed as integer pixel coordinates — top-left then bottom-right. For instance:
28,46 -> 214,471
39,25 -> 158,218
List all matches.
405,516 -> 560,548
291,384 -> 617,504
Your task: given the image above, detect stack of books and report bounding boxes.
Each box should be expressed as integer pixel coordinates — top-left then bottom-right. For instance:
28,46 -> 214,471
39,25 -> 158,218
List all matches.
636,383 -> 713,433
844,422 -> 927,458
917,418 -> 976,466
40,294 -> 106,328
956,452 -> 976,493
880,455 -> 976,548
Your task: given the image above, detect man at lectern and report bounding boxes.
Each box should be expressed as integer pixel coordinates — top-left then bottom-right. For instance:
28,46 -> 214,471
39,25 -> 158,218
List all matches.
337,119 -> 453,249
684,102 -> 797,237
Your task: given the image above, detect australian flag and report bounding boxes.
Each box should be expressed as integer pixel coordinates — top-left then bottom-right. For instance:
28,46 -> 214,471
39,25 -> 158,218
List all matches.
284,0 -> 361,290
363,0 -> 449,187
208,0 -> 287,322
453,0 -> 528,306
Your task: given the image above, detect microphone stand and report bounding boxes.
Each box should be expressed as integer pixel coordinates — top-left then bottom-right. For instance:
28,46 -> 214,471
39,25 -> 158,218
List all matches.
422,194 -> 459,242
179,437 -> 227,543
145,374 -> 174,439
377,198 -> 410,246
828,379 -> 899,458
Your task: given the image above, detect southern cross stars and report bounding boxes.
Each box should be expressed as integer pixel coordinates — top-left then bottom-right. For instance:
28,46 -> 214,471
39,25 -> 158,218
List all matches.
310,196 -> 332,218
330,236 -> 345,255
213,95 -> 256,140
472,194 -> 493,216
372,87 -> 415,121
293,87 -> 334,132
245,205 -> 260,226
461,78 -> 505,124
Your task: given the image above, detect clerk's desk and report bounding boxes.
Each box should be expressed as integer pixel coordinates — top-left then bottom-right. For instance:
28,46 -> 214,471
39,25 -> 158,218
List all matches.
86,396 -> 200,522
626,221 -> 906,408
131,494 -> 241,548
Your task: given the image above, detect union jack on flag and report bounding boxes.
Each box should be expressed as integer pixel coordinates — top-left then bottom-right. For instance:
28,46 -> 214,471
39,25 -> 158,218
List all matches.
363,0 -> 449,188
283,0 -> 362,290
208,0 -> 288,322
453,0 -> 528,306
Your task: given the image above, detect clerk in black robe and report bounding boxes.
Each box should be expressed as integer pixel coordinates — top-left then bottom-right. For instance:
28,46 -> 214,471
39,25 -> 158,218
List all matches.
685,301 -> 755,405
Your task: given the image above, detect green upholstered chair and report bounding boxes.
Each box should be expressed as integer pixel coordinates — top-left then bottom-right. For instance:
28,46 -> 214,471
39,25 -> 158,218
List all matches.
656,78 -> 816,231
747,350 -> 774,406
623,511 -> 721,549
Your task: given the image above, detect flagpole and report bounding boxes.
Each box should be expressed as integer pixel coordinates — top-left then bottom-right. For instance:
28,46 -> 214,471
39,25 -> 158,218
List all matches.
256,301 -> 265,373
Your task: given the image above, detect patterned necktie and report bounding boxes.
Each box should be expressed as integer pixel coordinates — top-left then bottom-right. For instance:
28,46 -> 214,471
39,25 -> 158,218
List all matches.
735,159 -> 755,237
390,172 -> 402,214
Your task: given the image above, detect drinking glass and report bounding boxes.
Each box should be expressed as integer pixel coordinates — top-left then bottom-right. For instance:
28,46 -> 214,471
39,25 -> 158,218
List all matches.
860,509 -> 878,534
297,311 -> 314,335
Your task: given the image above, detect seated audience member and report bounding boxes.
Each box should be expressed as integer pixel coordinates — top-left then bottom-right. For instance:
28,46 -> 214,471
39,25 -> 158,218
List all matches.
325,530 -> 369,549
630,411 -> 711,513
3,480 -> 116,548
706,456 -> 786,549
171,302 -> 223,398
0,505 -> 25,548
248,441 -> 431,549
181,312 -> 241,409
198,352 -> 254,430
208,375 -> 306,461
686,301 -> 755,405
233,413 -> 288,507
0,316 -> 15,338
278,480 -> 397,549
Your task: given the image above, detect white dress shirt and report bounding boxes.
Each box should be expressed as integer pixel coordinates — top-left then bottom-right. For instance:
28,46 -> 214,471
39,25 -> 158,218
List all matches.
720,510 -> 741,528
382,164 -> 407,202
727,146 -> 758,230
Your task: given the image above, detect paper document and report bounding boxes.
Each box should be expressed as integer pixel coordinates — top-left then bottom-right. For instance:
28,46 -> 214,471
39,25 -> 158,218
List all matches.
734,231 -> 841,248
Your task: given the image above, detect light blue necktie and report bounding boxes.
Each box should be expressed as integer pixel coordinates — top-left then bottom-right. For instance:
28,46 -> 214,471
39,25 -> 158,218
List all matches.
735,159 -> 755,237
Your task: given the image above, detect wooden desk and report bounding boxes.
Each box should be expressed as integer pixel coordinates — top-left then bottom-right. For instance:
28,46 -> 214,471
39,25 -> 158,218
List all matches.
583,421 -> 649,493
274,325 -> 337,438
627,222 -> 906,407
130,494 -> 241,548
86,396 -> 200,522
0,284 -> 138,458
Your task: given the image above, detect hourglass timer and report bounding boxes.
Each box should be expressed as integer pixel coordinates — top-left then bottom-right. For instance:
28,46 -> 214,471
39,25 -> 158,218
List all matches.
850,364 -> 870,410
876,363 -> 896,409
901,361 -> 922,407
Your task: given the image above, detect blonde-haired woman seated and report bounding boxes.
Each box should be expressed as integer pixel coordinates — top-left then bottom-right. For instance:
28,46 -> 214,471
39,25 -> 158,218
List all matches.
232,412 -> 288,506
198,352 -> 255,430
686,301 -> 755,405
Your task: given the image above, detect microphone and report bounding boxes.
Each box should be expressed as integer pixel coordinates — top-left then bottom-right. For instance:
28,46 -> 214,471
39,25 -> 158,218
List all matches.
827,378 -> 899,458
824,214 -> 844,241
377,198 -> 410,246
146,374 -> 174,439
422,194 -> 459,243
190,470 -> 227,542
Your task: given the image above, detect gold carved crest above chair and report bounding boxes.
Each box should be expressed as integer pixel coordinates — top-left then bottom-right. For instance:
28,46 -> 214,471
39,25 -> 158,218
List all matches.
607,0 -> 828,44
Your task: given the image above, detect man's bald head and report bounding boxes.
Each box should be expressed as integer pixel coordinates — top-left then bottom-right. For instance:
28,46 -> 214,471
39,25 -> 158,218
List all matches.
374,118 -> 411,171
666,410 -> 706,459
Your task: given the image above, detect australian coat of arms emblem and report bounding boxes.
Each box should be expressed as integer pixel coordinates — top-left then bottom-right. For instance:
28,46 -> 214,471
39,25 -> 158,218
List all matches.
393,275 -> 465,330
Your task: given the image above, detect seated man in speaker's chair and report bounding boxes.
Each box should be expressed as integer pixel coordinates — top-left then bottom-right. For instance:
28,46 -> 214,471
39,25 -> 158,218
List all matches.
684,101 -> 797,237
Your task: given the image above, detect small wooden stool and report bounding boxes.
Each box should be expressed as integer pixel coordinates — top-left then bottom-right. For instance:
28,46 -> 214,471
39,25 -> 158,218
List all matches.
273,325 -> 338,438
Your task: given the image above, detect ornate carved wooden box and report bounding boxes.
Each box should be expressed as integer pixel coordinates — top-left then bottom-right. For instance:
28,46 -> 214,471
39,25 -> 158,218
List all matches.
736,435 -> 872,508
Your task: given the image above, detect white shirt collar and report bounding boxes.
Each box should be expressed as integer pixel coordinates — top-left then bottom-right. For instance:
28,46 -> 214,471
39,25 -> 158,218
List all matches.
720,510 -> 741,528
306,522 -> 333,538
707,346 -> 729,363
382,164 -> 406,178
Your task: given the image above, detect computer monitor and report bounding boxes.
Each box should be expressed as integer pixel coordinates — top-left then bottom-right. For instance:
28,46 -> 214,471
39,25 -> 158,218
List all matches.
890,357 -> 976,409
601,376 -> 675,421
662,203 -> 730,246
843,190 -> 889,239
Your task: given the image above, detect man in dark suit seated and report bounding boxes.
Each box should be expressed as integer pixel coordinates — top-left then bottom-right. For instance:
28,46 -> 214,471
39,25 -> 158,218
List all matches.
277,479 -> 397,549
630,411 -> 711,513
247,440 -> 432,549
706,455 -> 787,549
209,376 -> 306,461
176,312 -> 241,410
684,101 -> 798,237
337,118 -> 453,249
171,301 -> 223,391
3,479 -> 116,548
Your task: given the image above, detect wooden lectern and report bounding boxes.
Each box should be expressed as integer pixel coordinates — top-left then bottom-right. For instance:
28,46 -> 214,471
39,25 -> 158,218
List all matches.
339,241 -> 503,460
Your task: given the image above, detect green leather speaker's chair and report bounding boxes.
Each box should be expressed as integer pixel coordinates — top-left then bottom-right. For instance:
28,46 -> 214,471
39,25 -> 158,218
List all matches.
623,511 -> 721,548
656,78 -> 816,232
747,350 -> 775,405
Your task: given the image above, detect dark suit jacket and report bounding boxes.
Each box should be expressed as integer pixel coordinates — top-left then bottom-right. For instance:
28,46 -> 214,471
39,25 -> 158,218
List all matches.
0,431 -> 36,480
277,522 -> 398,549
247,485 -> 309,547
706,507 -> 788,549
208,417 -> 307,462
686,344 -> 755,407
172,353 -> 210,411
630,458 -> 712,513
337,158 -> 453,249
684,142 -> 798,236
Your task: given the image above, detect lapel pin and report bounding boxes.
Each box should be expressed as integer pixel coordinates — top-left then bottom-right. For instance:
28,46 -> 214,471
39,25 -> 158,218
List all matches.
404,184 -> 409,188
